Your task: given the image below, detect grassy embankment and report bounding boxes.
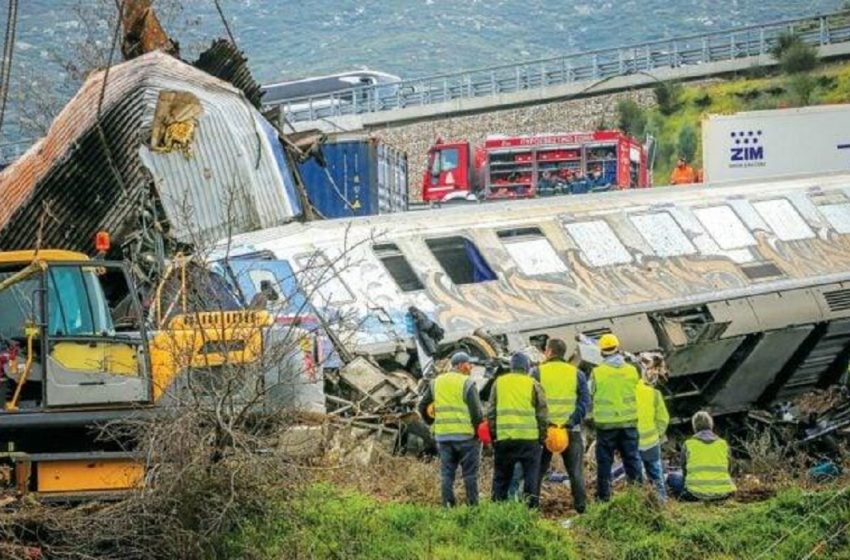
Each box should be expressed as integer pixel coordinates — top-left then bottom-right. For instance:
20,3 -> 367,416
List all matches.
646,60 -> 850,184
226,483 -> 850,559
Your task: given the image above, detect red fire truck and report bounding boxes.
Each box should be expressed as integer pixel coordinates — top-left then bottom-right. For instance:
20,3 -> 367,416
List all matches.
422,131 -> 649,203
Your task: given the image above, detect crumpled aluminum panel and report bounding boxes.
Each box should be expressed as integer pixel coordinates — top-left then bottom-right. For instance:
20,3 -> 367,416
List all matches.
0,52 -> 298,254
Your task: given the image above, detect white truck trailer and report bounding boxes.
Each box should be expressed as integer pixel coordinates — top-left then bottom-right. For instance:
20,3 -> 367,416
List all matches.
703,104 -> 850,183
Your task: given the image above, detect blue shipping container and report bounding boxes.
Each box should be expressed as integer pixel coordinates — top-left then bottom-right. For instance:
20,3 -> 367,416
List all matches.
298,139 -> 408,219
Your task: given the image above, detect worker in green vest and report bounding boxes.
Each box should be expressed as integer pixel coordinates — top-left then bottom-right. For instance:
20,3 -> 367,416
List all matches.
532,338 -> 590,513
418,352 -> 485,506
591,333 -> 644,501
667,411 -> 736,501
635,366 -> 669,502
488,352 -> 549,508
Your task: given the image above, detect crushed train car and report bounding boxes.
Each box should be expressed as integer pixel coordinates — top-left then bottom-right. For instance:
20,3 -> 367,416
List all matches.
218,172 -> 850,419
0,51 -> 303,292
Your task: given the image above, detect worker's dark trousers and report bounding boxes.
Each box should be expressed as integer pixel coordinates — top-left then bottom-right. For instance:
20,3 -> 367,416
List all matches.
492,440 -> 542,508
595,427 -> 643,501
537,430 -> 587,513
437,439 -> 481,506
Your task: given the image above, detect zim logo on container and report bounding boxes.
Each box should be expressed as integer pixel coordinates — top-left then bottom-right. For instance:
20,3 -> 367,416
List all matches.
729,130 -> 765,164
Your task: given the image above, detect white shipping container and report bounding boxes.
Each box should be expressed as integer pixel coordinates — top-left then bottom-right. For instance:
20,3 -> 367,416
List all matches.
702,104 -> 850,183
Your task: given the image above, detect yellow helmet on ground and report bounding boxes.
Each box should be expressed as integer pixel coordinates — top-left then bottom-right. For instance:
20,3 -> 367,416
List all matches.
545,426 -> 569,454
598,333 -> 620,353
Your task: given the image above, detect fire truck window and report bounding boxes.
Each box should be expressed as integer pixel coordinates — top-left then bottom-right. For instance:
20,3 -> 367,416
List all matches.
497,228 -> 567,275
373,243 -> 424,292
563,220 -> 632,266
816,202 -> 850,234
425,236 -> 496,285
693,206 -> 756,250
753,199 -> 814,241
439,148 -> 459,172
630,212 -> 696,257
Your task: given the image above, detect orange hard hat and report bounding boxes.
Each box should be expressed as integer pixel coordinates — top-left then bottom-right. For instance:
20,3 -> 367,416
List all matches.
545,425 -> 569,454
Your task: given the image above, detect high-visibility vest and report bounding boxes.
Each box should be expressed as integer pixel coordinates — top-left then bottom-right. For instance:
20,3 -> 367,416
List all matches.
433,372 -> 474,438
539,361 -> 578,427
592,362 -> 639,429
495,373 -> 538,441
684,437 -> 737,499
636,381 -> 660,450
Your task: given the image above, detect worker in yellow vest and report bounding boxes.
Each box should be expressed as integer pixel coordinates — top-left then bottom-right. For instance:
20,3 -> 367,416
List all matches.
636,367 -> 669,501
591,333 -> 644,501
488,352 -> 549,508
532,338 -> 589,513
418,352 -> 485,506
668,411 -> 736,501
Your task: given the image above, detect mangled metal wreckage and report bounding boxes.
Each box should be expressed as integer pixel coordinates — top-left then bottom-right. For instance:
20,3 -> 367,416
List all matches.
0,51 -> 303,294
220,172 -> 850,421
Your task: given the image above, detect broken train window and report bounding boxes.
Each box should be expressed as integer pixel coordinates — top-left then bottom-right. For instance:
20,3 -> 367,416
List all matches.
373,243 -> 424,292
562,219 -> 632,266
497,227 -> 567,275
693,205 -> 756,250
425,236 -> 496,285
753,199 -> 814,241
629,212 -> 696,257
295,251 -> 355,305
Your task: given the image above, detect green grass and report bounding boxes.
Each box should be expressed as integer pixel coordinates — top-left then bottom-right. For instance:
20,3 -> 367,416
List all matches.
225,483 -> 573,560
647,61 -> 850,185
224,483 -> 850,560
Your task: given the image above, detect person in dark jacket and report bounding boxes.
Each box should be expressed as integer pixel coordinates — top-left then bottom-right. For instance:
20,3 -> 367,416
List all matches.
419,352 -> 484,506
488,352 -> 549,507
531,338 -> 590,513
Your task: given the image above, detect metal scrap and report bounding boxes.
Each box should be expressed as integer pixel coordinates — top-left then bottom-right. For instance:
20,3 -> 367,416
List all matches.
121,0 -> 179,60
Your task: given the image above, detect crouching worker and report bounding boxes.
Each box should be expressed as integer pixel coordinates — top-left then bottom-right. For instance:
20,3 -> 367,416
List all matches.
418,352 -> 486,506
667,410 -> 736,502
489,352 -> 549,508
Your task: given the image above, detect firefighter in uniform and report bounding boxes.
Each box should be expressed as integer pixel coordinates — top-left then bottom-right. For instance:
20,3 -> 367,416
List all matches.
636,367 -> 670,501
488,352 -> 548,508
418,352 -> 485,506
668,410 -> 736,501
591,333 -> 644,501
532,338 -> 589,513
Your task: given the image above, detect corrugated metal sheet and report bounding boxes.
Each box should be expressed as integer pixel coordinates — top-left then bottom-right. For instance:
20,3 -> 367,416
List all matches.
0,51 -> 299,254
297,139 -> 408,219
193,39 -> 263,108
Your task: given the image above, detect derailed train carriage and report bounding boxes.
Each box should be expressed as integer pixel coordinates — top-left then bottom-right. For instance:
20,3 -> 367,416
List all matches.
218,172 -> 850,418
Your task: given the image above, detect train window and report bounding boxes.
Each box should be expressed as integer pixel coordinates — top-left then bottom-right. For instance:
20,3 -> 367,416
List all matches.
753,199 -> 814,241
629,212 -> 696,257
563,220 -> 632,266
817,203 -> 850,234
373,243 -> 424,292
295,251 -> 355,305
497,227 -> 567,275
693,205 -> 756,250
425,236 -> 496,285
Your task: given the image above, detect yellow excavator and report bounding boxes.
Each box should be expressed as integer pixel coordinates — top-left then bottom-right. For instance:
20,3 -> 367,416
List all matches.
0,247 -> 270,497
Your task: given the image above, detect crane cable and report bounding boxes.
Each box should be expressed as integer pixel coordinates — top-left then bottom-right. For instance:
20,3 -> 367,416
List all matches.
0,0 -> 19,136
212,0 -> 237,48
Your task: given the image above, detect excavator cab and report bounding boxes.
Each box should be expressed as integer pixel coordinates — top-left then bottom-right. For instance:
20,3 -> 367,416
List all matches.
0,250 -> 150,496
0,251 -> 150,412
